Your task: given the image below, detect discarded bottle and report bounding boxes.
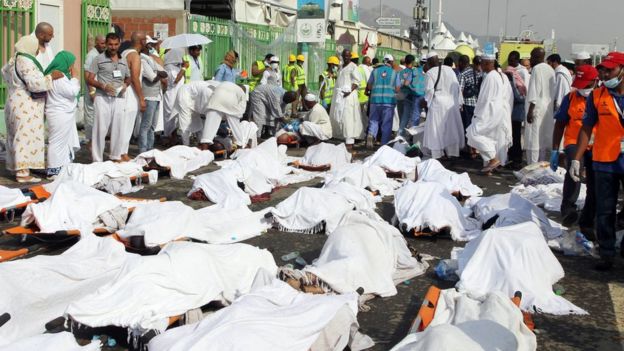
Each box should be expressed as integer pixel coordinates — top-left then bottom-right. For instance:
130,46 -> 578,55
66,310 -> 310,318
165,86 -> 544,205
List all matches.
107,337 -> 117,347
434,259 -> 459,281
575,231 -> 594,254
553,284 -> 565,296
284,263 -> 294,270
295,256 -> 307,266
281,251 -> 299,261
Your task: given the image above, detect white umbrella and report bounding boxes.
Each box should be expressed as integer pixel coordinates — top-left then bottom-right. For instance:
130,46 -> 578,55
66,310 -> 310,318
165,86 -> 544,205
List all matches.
161,33 -> 212,50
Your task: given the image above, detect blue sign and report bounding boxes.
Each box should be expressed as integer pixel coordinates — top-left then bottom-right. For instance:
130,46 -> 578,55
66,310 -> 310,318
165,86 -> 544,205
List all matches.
484,42 -> 496,56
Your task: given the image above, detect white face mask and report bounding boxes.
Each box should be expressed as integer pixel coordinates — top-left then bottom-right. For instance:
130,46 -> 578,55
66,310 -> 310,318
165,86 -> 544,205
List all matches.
270,63 -> 279,69
578,88 -> 592,97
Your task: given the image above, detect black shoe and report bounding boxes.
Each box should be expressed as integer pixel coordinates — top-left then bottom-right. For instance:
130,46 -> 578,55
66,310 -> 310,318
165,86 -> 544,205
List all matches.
562,211 -> 579,227
594,258 -> 614,272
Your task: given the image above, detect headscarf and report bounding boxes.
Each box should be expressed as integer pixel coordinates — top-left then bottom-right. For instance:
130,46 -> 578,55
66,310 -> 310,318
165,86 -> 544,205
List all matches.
504,65 -> 527,96
14,35 -> 43,72
164,48 -> 184,66
44,50 -> 75,78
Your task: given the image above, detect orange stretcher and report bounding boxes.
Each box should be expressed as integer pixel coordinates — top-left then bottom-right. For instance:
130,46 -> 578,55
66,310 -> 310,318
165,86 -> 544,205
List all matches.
0,196 -> 167,262
409,286 -> 534,334
0,185 -> 51,222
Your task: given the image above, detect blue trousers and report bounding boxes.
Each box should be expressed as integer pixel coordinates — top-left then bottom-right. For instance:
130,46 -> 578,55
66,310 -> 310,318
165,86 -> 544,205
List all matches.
594,170 -> 624,258
138,100 -> 160,153
398,95 -> 423,136
368,104 -> 395,145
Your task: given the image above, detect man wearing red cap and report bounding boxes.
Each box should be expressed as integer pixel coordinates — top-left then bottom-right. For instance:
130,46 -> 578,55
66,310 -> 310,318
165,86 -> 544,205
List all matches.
551,65 -> 599,230
571,52 -> 624,271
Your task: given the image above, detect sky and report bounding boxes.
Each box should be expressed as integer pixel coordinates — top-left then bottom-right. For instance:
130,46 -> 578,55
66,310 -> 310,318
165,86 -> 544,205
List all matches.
360,0 -> 622,54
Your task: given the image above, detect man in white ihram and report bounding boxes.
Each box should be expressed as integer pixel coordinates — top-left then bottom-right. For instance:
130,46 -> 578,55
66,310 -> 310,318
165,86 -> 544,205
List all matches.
466,54 -> 514,174
525,47 -> 556,164
329,49 -> 363,152
199,82 -> 257,149
422,51 -> 465,159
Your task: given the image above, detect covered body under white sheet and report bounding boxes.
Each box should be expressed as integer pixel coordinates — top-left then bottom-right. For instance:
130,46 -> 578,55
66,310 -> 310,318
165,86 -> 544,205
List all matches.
301,142 -> 351,168
148,280 -> 374,351
416,159 -> 482,197
65,242 -> 278,333
457,222 -> 586,315
134,145 -> 214,179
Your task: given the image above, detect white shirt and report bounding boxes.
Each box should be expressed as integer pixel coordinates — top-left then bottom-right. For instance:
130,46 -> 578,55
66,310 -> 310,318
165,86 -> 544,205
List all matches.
36,42 -> 55,71
189,57 -> 203,82
260,68 -> 281,86
306,103 -> 332,138
45,76 -> 80,115
553,64 -> 572,110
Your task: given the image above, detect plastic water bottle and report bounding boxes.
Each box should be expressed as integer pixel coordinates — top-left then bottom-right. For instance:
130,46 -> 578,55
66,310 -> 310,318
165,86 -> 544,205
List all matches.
281,251 -> 299,261
575,231 -> 594,254
295,256 -> 308,266
553,284 -> 565,296
434,259 -> 459,281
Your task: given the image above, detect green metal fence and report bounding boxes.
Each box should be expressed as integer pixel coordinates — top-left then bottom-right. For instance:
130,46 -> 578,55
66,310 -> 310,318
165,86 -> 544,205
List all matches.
0,0 -> 36,109
81,0 -> 111,92
188,15 -> 298,83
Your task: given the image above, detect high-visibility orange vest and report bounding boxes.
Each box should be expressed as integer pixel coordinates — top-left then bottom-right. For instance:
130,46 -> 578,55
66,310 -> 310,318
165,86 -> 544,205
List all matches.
563,92 -> 588,147
592,86 -> 624,162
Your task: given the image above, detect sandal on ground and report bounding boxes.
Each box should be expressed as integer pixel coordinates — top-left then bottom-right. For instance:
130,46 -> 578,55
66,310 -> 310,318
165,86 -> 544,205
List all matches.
481,160 -> 501,174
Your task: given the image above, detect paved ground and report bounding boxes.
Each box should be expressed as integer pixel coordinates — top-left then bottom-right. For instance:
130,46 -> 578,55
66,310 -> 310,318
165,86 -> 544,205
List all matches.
1,141 -> 623,350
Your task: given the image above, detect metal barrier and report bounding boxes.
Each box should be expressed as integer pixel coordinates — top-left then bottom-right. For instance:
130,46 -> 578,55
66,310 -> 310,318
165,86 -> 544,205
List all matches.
0,0 -> 36,109
81,0 -> 111,93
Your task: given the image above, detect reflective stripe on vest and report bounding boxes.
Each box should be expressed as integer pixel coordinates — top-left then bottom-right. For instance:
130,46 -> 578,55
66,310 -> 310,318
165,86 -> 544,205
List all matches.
357,66 -> 368,103
592,86 -> 624,162
321,71 -> 335,105
249,60 -> 265,91
295,65 -> 306,87
563,92 -> 588,147
370,66 -> 397,105
183,54 -> 202,83
283,64 -> 295,91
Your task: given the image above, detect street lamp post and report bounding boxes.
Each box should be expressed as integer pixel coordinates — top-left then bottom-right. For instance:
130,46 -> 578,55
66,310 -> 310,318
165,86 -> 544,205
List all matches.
518,14 -> 527,37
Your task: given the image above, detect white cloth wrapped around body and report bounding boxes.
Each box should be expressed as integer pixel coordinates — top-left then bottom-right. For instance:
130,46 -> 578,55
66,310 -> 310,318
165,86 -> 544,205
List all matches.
0,332 -> 101,351
301,142 -> 352,168
394,181 -> 481,241
0,185 -> 29,209
390,289 -> 537,351
363,145 -> 419,175
65,242 -> 278,333
148,279 -> 374,351
304,211 -> 429,297
324,163 -> 399,197
457,222 -> 587,315
416,159 -> 482,197
134,145 -> 214,179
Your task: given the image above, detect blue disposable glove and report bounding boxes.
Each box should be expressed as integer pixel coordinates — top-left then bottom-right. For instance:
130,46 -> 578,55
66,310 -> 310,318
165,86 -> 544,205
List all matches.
550,150 -> 559,171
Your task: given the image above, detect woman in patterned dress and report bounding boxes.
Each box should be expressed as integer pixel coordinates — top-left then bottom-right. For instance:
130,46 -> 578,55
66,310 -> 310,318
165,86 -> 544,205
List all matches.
1,35 -> 63,183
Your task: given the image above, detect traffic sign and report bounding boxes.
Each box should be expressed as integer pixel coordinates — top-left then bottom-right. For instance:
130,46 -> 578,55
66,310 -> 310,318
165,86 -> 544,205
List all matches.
379,28 -> 402,37
376,17 -> 401,26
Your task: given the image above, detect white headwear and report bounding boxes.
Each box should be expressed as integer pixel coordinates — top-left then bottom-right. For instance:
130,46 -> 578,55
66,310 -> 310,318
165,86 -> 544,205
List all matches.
304,93 -> 317,102
270,56 -> 280,63
482,53 -> 496,61
420,55 -> 427,62
383,54 -> 394,62
146,35 -> 158,44
426,51 -> 439,59
576,51 -> 591,60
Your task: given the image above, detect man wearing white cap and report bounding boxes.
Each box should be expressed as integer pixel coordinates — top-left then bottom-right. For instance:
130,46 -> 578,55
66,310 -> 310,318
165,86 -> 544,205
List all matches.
300,93 -> 332,143
260,56 -> 282,86
525,47 -> 556,164
466,54 -> 513,174
422,51 -> 465,159
575,51 -> 592,67
329,49 -> 364,151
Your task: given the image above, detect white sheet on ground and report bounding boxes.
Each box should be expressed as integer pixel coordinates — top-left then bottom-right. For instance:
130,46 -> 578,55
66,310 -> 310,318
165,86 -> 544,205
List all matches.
513,162 -> 565,185
416,159 -> 483,197
148,279 -> 374,351
0,332 -> 101,351
269,183 -> 376,234
0,185 -> 29,209
116,201 -> 271,246
511,183 -> 586,212
52,162 -> 145,188
188,168 -> 251,209
21,181 -> 123,232
301,143 -> 351,169
304,211 -> 429,297
390,289 -> 536,351
324,163 -> 399,197
456,222 -> 587,315
363,145 -> 419,174
0,235 -> 130,345
467,193 -> 565,239
134,146 -> 214,179
65,242 -> 278,333
394,181 -> 481,241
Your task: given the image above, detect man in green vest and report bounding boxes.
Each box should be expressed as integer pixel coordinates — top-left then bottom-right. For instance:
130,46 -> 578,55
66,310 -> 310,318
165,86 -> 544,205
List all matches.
183,45 -> 203,83
292,54 -> 307,117
319,56 -> 339,110
366,54 -> 401,147
283,54 -> 297,92
250,53 -> 273,92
